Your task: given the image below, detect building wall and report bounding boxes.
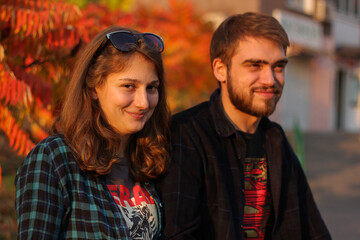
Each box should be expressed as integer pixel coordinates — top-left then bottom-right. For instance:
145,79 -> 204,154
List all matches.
330,3 -> 360,131
260,0 -> 286,15
309,56 -> 336,131
341,69 -> 360,131
271,56 -> 312,130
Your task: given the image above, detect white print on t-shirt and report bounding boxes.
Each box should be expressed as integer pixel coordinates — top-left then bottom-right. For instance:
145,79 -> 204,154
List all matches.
107,184 -> 158,240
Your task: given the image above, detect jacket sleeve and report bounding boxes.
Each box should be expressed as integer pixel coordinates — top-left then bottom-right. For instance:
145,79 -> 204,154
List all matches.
15,143 -> 64,239
156,122 -> 204,240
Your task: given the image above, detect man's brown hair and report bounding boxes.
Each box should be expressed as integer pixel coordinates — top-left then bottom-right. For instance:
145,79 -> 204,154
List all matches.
210,12 -> 290,68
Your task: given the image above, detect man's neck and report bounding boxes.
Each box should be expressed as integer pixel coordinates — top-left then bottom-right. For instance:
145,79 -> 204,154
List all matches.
221,93 -> 261,134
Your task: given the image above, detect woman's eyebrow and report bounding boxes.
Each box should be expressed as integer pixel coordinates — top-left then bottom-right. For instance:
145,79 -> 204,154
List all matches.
117,78 -> 160,84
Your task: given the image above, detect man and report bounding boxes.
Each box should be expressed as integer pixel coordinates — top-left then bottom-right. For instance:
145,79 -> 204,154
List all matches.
157,12 -> 331,240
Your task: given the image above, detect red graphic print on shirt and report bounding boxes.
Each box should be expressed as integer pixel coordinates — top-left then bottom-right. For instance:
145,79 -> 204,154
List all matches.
243,158 -> 271,240
107,184 -> 158,240
108,184 -> 155,207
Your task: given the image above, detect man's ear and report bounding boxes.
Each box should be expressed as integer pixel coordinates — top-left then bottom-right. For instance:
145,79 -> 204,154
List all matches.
212,58 -> 227,84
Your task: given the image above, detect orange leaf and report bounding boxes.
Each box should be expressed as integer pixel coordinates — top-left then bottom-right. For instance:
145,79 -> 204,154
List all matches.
15,80 -> 24,104
5,116 -> 15,137
10,78 -> 18,105
4,80 -> 11,105
32,11 -> 39,38
17,132 -> 27,155
14,9 -> 23,34
24,139 -> 35,156
25,10 -> 33,37
0,71 -> 9,99
9,123 -> 19,147
0,6 -> 7,21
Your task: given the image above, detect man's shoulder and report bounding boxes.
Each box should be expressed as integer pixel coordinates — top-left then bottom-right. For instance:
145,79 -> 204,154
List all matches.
171,101 -> 211,125
261,117 -> 285,134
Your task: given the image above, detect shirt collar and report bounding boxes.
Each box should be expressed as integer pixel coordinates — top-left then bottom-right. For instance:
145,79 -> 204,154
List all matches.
209,89 -> 238,137
209,88 -> 275,138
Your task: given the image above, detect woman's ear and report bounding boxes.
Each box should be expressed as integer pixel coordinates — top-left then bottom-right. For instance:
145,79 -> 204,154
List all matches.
89,88 -> 98,100
212,58 -> 227,84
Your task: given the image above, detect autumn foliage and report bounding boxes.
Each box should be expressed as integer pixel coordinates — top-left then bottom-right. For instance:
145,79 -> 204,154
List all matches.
0,0 -> 216,156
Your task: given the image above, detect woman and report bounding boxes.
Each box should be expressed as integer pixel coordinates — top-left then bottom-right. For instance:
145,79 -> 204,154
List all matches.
15,26 -> 170,239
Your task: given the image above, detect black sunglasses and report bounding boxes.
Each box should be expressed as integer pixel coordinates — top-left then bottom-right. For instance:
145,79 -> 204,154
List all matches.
105,30 -> 164,53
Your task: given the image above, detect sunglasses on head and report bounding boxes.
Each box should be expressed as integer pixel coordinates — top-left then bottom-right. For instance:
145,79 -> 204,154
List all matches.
105,30 -> 164,53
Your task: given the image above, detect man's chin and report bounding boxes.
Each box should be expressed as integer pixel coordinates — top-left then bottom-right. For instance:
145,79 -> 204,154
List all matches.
248,103 -> 276,117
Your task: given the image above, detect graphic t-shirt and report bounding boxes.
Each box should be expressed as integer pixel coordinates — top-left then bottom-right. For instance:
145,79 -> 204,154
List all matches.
106,158 -> 158,240
240,129 -> 272,240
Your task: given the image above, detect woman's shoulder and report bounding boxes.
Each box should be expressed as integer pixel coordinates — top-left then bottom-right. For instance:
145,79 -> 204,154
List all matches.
24,134 -> 75,167
28,134 -> 70,154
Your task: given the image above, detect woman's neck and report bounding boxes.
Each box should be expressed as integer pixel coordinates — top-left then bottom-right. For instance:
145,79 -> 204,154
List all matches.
116,135 -> 129,158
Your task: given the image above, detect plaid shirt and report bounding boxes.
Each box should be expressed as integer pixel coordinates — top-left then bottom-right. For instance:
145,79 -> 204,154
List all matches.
157,89 -> 331,240
15,134 -> 163,239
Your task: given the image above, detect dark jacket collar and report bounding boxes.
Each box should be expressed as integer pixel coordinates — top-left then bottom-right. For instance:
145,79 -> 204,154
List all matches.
209,88 -> 276,137
209,89 -> 237,137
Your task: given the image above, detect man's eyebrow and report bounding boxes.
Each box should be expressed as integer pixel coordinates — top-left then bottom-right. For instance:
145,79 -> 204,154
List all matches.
242,58 -> 288,65
276,58 -> 288,65
242,59 -> 267,64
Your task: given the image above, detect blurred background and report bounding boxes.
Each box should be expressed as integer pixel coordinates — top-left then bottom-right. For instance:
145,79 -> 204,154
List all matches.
0,0 -> 359,239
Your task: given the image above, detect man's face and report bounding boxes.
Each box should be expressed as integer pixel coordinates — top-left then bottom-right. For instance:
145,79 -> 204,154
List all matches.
223,37 -> 288,117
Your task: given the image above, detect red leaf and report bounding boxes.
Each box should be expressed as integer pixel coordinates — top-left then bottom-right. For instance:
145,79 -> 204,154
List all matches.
32,11 -> 39,37
0,71 -> 9,99
17,132 -> 27,155
25,10 -> 33,37
9,123 -> 19,147
4,75 -> 13,105
10,78 -> 18,105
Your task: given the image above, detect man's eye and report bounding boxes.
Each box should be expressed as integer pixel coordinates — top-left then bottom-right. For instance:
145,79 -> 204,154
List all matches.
274,65 -> 285,73
247,63 -> 261,70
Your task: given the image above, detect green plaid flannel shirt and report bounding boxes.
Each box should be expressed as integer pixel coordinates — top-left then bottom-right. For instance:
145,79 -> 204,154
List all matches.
15,134 -> 163,239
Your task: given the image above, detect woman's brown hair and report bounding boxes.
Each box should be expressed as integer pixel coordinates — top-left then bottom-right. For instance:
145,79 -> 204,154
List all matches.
53,26 -> 170,182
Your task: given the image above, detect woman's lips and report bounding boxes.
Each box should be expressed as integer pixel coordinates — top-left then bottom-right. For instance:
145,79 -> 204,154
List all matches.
126,111 -> 146,119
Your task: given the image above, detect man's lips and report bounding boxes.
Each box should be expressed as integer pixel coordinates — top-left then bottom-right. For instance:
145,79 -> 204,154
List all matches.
253,87 -> 281,98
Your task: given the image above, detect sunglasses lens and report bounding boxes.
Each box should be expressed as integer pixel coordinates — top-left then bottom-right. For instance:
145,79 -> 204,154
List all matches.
109,32 -> 137,52
143,34 -> 164,53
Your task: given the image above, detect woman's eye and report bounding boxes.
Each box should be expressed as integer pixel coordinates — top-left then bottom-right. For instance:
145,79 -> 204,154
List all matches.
123,84 -> 135,89
147,85 -> 158,92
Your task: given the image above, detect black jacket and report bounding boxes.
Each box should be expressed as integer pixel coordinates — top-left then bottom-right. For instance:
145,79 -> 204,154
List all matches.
157,89 -> 331,240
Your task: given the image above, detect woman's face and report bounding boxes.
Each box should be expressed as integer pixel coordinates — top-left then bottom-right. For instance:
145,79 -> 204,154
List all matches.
95,53 -> 159,138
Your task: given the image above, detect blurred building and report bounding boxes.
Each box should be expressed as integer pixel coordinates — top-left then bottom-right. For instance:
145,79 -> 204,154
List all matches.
138,0 -> 360,132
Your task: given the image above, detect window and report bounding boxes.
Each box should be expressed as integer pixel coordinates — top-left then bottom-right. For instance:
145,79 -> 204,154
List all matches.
335,0 -> 360,18
286,0 -> 316,15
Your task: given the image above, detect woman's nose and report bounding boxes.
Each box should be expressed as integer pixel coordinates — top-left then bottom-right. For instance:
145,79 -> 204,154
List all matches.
134,89 -> 149,109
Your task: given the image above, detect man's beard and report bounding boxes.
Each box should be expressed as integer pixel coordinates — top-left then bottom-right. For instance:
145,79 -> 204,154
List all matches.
227,75 -> 282,117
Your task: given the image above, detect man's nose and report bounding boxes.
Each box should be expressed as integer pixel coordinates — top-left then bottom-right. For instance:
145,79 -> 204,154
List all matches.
260,67 -> 276,85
